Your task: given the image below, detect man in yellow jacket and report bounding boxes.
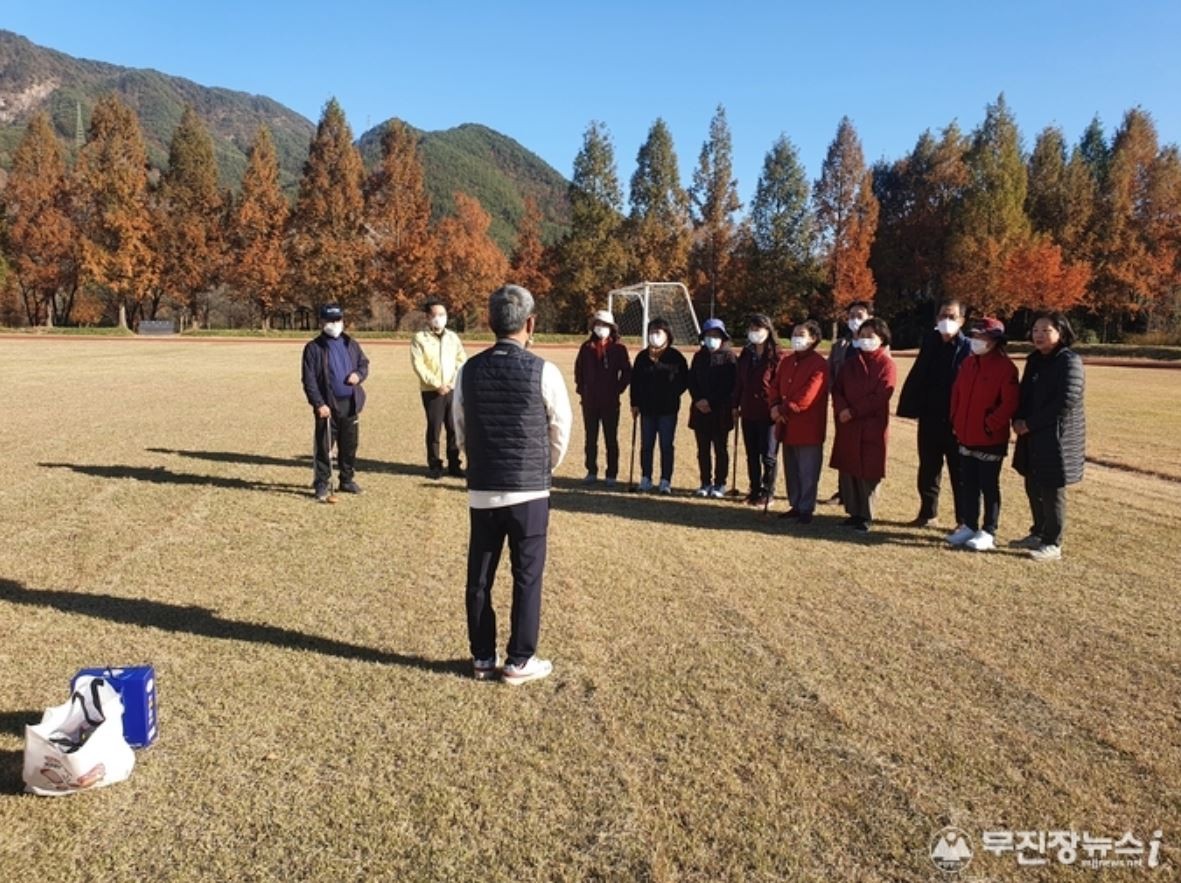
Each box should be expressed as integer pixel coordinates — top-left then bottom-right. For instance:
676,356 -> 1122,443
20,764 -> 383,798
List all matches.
411,299 -> 468,478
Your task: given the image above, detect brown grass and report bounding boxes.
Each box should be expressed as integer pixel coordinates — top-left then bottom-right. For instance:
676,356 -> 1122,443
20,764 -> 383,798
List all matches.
0,340 -> 1177,882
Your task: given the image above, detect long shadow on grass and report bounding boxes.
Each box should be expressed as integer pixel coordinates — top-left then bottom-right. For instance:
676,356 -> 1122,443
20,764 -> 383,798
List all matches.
0,710 -> 39,737
0,578 -> 469,677
0,750 -> 22,794
427,480 -> 937,546
146,448 -> 434,478
39,462 -> 310,496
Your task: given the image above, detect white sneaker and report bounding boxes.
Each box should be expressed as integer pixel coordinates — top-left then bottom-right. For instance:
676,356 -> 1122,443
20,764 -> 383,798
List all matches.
1029,544 -> 1062,562
658,479 -> 672,495
502,656 -> 552,686
946,525 -> 974,546
1009,533 -> 1042,550
965,530 -> 996,552
694,485 -> 711,497
709,484 -> 726,498
638,477 -> 653,492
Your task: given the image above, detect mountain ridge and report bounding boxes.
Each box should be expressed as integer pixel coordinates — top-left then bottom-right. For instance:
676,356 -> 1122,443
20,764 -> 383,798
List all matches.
0,29 -> 570,251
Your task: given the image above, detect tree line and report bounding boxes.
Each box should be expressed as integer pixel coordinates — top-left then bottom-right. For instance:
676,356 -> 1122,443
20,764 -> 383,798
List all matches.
2,93 -> 1178,344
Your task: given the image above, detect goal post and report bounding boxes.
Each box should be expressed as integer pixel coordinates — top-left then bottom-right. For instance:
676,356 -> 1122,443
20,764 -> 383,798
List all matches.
607,282 -> 701,350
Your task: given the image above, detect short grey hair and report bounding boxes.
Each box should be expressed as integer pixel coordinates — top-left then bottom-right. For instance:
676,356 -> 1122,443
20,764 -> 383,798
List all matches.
488,285 -> 535,337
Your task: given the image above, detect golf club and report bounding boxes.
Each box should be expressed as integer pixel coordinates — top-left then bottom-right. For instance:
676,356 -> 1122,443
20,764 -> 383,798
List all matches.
728,420 -> 742,496
322,414 -> 338,504
627,410 -> 638,492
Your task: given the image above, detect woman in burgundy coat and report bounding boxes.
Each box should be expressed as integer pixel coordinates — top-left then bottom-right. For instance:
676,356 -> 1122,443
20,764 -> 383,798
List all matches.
769,320 -> 829,523
830,318 -> 898,532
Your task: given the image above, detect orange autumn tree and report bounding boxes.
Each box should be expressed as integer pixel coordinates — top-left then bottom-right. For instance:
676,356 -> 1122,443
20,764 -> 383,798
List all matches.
153,106 -> 223,325
75,94 -> 158,329
1002,235 -> 1091,313
288,98 -> 370,315
434,192 -> 509,327
1,113 -> 79,327
228,126 -> 289,330
814,117 -> 879,330
363,120 -> 436,328
510,196 -> 552,299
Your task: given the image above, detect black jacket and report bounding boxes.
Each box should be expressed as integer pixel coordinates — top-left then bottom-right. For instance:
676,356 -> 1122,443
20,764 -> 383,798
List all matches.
1012,347 -> 1085,487
897,329 -> 971,420
688,345 -> 738,432
301,333 -> 370,414
630,346 -> 689,416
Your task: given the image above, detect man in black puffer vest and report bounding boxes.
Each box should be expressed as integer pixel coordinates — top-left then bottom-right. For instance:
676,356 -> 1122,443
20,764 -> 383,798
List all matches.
453,285 -> 572,685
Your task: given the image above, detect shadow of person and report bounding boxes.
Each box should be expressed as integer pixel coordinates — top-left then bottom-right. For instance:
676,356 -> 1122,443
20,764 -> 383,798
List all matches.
144,448 -> 435,479
0,578 -> 470,678
39,462 -> 309,496
0,710 -> 40,738
0,749 -> 22,795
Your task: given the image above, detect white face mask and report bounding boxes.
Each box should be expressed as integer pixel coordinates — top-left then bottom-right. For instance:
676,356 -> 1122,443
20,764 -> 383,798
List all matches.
323,321 -> 343,339
847,317 -> 865,334
648,331 -> 667,349
936,317 -> 962,336
593,325 -> 611,339
856,336 -> 881,353
791,336 -> 811,352
429,313 -> 447,331
703,336 -> 722,352
748,329 -> 769,346
970,337 -> 992,356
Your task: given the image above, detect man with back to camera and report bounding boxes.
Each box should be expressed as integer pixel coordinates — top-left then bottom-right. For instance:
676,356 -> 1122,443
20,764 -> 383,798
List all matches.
453,285 -> 572,685
410,299 -> 468,479
300,304 -> 369,502
896,298 -> 972,528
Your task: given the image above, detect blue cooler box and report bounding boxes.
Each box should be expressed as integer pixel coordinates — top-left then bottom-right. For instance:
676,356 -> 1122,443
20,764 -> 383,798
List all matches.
71,666 -> 158,748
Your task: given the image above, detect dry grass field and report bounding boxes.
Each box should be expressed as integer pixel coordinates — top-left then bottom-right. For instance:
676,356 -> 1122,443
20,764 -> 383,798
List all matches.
0,338 -> 1178,882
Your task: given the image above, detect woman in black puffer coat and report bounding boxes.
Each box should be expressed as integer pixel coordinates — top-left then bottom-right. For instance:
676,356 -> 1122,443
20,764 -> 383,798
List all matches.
1011,312 -> 1086,561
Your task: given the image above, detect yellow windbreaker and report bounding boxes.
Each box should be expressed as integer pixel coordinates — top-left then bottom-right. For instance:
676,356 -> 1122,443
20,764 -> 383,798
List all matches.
410,329 -> 467,391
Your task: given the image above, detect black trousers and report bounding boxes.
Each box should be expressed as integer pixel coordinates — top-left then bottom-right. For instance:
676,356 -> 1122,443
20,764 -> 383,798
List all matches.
694,415 -> 731,487
313,399 -> 358,487
741,417 -> 778,496
421,391 -> 459,470
959,455 -> 1003,534
1025,476 -> 1067,547
582,404 -> 620,478
916,416 -> 963,521
466,498 -> 549,665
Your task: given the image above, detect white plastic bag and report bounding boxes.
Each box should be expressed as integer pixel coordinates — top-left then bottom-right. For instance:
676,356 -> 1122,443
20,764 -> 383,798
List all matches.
23,675 -> 136,796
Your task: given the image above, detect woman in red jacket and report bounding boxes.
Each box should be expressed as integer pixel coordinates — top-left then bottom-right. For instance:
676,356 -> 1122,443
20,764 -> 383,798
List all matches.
769,320 -> 829,523
830,318 -> 897,532
574,309 -> 631,488
947,317 -> 1020,551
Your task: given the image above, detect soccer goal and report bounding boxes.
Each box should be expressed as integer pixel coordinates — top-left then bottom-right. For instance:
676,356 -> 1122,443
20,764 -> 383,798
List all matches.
607,282 -> 701,349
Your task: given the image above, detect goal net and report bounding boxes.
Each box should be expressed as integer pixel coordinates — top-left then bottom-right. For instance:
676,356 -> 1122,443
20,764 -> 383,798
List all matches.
607,282 -> 701,349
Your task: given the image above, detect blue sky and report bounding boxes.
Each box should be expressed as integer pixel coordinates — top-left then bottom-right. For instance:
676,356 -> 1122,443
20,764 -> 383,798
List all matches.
7,1 -> 1181,204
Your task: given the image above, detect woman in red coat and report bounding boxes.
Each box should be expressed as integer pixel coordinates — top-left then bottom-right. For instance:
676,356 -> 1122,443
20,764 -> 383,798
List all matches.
769,320 -> 829,523
946,317 -> 1020,552
830,318 -> 898,532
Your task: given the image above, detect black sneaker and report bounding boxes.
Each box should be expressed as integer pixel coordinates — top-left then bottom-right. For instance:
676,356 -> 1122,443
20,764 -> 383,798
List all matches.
427,466 -> 443,480
339,480 -> 363,494
779,508 -> 801,520
448,465 -> 466,478
853,519 -> 870,533
798,512 -> 813,524
840,516 -> 860,527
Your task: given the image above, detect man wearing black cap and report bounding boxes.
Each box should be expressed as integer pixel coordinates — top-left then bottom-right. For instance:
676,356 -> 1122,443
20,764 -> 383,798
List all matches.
301,304 -> 370,502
